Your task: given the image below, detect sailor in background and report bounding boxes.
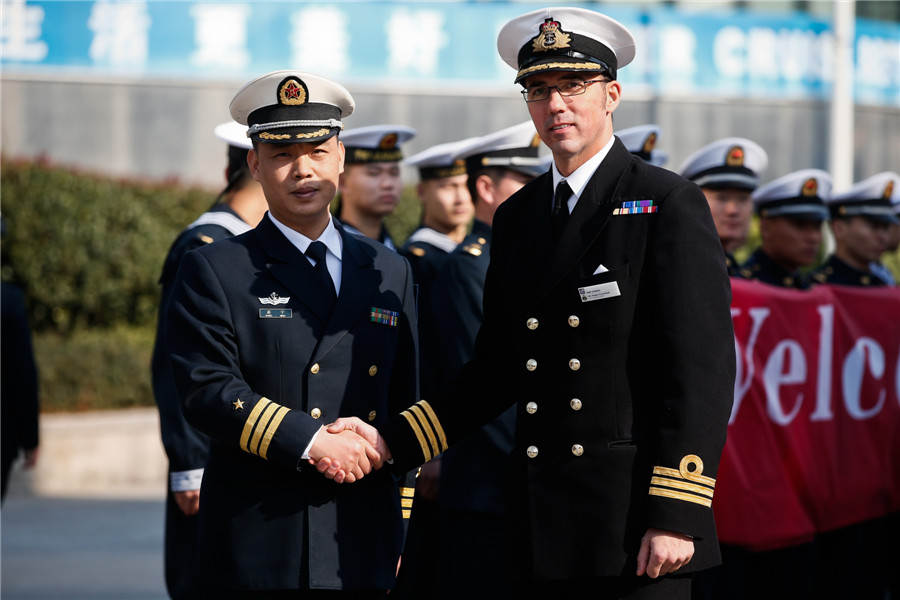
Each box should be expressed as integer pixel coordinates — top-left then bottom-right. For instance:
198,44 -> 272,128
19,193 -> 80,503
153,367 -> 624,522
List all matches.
616,124 -> 669,168
151,120 -> 268,600
740,169 -> 831,289
391,138 -> 473,600
334,124 -> 416,250
427,120 -> 546,600
679,138 -> 768,277
813,171 -> 899,286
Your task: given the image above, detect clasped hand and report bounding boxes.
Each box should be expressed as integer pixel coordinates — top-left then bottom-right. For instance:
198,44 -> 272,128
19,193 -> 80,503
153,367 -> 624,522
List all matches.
307,417 -> 391,483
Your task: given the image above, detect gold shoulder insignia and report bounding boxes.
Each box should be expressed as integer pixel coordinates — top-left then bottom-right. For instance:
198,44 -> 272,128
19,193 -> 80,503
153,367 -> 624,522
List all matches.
198,234 -> 214,244
410,246 -> 426,257
463,243 -> 483,257
400,486 -> 414,518
648,454 -> 715,508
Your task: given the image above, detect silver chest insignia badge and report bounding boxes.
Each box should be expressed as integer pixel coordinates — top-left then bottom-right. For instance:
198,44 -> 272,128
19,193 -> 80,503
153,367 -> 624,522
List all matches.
259,292 -> 290,305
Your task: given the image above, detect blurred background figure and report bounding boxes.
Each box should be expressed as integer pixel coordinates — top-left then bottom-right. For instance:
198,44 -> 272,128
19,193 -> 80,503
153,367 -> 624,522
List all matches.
741,169 -> 832,289
392,139 -> 473,600
1,217 -> 41,503
335,124 -> 416,250
679,137 -> 768,276
425,121 -> 545,600
150,120 -> 267,600
616,124 -> 669,167
814,171 -> 900,286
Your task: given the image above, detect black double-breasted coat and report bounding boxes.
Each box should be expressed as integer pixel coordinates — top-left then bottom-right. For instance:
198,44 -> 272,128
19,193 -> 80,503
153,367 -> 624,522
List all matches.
167,215 -> 418,592
383,138 -> 736,581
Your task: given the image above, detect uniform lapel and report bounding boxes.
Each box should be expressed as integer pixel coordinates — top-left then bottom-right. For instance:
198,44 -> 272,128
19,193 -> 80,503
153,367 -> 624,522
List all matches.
531,139 -> 633,307
312,226 -> 380,361
254,216 -> 336,324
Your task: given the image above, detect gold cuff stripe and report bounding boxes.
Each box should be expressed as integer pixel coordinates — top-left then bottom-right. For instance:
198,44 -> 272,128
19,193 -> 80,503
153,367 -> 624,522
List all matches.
415,400 -> 448,453
649,487 -> 713,508
400,487 -> 415,498
410,405 -> 440,458
240,398 -> 272,453
400,411 -> 433,462
249,403 -> 280,455
402,509 -> 412,519
653,466 -> 716,488
259,405 -> 290,460
517,61 -> 605,78
401,498 -> 414,508
650,476 -> 714,498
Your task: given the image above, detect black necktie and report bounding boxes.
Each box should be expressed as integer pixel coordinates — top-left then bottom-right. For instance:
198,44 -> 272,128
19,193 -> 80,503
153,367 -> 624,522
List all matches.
306,241 -> 336,302
552,180 -> 573,242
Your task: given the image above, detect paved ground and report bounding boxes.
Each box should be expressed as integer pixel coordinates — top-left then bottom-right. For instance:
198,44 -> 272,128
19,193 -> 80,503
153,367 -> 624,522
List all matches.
1,493 -> 169,600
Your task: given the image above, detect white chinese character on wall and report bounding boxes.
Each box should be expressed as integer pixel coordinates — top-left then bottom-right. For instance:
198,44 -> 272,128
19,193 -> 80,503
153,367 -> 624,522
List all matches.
1,0 -> 49,61
386,9 -> 447,76
88,0 -> 150,67
190,3 -> 250,70
290,7 -> 348,73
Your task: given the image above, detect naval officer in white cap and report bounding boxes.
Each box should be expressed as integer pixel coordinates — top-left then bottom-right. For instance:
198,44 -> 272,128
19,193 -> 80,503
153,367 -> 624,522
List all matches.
333,7 -> 735,600
679,138 -> 768,276
166,70 -> 419,599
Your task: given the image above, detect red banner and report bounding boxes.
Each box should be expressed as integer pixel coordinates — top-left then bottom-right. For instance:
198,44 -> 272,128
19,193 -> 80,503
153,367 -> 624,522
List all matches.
715,279 -> 900,551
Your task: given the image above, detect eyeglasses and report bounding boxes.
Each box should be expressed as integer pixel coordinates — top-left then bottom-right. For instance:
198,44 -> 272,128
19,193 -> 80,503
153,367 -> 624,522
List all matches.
521,79 -> 610,103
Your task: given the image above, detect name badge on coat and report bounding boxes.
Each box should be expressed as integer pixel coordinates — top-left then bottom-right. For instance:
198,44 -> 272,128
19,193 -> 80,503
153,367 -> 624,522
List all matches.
579,281 -> 621,302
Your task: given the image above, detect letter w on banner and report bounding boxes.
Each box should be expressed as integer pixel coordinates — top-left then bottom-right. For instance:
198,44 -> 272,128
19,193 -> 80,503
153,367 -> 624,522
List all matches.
717,279 -> 900,551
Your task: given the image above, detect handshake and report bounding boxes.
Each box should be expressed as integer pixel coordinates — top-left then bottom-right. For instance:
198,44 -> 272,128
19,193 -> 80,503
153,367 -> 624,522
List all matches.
307,417 -> 391,483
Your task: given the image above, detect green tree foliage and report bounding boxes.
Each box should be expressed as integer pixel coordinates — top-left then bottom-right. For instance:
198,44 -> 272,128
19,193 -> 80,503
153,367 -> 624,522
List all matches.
1,159 -> 214,333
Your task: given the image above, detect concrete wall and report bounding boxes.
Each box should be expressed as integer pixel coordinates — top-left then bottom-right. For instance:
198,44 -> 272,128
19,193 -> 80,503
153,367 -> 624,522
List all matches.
3,74 -> 899,191
6,408 -> 167,499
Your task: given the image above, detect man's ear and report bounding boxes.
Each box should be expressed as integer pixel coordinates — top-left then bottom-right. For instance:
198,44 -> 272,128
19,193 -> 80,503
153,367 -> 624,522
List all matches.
475,173 -> 495,206
247,149 -> 261,182
605,80 -> 622,113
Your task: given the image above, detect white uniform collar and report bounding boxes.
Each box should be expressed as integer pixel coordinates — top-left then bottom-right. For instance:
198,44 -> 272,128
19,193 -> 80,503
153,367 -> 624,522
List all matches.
267,212 -> 343,260
551,135 -> 616,213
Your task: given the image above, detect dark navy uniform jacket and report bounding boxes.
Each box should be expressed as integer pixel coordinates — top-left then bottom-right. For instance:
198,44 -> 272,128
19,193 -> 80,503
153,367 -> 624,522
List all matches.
430,219 -> 516,515
167,215 -> 418,592
383,139 -> 736,581
400,228 -> 455,399
153,204 -> 247,484
740,248 -> 812,290
812,255 -> 888,287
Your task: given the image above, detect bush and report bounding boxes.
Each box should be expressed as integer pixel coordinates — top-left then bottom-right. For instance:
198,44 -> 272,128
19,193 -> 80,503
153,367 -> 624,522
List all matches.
33,326 -> 155,412
1,158 -> 214,333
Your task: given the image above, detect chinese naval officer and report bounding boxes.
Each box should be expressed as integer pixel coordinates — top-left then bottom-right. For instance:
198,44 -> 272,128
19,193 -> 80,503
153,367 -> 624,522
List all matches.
166,70 -> 418,599
328,6 -> 736,600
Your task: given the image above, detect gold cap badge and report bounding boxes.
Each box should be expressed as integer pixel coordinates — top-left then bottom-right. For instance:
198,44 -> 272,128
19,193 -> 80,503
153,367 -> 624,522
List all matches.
802,177 -> 818,197
726,146 -> 745,167
278,77 -> 307,106
532,18 -> 571,53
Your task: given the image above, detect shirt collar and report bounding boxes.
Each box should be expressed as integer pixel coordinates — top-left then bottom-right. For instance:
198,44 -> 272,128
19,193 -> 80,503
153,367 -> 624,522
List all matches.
551,135 -> 616,203
267,212 -> 343,260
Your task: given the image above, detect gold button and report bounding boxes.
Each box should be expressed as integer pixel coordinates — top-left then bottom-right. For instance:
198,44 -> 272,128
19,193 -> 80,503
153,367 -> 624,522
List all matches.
368,410 -> 377,422
526,402 -> 538,414
526,359 -> 537,371
570,398 -> 583,411
526,317 -> 539,330
568,315 -> 580,327
526,445 -> 539,458
571,444 -> 584,457
368,365 -> 378,376
310,408 -> 322,419
310,363 -> 320,374
569,358 -> 581,371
